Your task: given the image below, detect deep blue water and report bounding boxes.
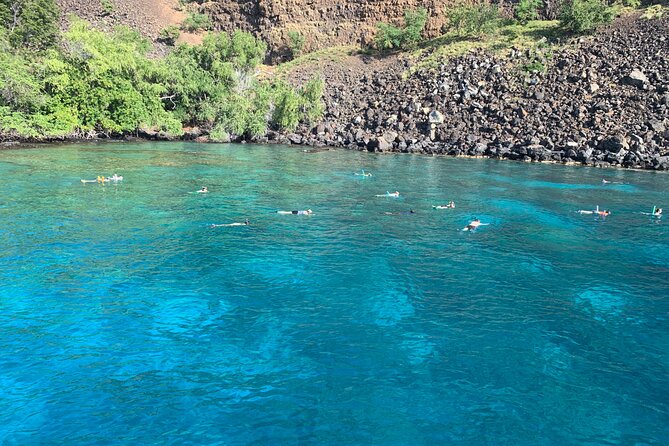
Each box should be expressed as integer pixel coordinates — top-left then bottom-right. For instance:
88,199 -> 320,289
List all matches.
0,142 -> 668,445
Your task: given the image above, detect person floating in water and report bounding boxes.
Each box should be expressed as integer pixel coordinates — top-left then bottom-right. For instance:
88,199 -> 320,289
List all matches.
577,206 -> 610,217
82,175 -> 122,184
197,187 -> 209,193
642,206 -> 663,218
463,218 -> 490,231
464,218 -> 482,231
433,201 -> 455,209
355,169 -> 372,177
211,219 -> 250,228
376,191 -> 399,197
277,209 -> 313,215
381,210 -> 415,215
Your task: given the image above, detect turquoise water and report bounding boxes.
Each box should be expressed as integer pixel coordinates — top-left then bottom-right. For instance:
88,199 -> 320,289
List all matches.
0,142 -> 668,445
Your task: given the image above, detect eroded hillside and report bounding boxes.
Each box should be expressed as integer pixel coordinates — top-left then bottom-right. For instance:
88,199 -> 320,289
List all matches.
200,0 -> 448,59
55,0 -> 451,58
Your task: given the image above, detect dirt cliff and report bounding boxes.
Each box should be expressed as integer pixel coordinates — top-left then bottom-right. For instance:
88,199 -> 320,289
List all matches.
55,0 -> 452,56
200,0 -> 449,60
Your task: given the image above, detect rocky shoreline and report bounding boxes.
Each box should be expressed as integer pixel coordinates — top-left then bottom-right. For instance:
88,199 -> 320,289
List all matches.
270,14 -> 669,171
4,15 -> 668,171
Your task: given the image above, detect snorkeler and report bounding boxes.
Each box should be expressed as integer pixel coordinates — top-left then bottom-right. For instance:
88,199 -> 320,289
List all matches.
376,191 -> 400,197
642,206 -> 663,217
277,209 -> 313,215
464,218 -> 482,231
577,206 -> 610,216
355,169 -> 372,177
381,210 -> 416,215
197,187 -> 209,193
463,218 -> 490,231
433,201 -> 455,209
211,219 -> 250,228
108,174 -> 123,182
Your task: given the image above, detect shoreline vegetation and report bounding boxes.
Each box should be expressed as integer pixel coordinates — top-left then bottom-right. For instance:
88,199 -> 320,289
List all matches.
0,4 -> 325,144
1,1 -> 668,170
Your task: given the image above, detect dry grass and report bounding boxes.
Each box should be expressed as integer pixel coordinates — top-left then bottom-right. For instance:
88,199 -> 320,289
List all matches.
275,46 -> 358,77
641,4 -> 668,20
407,20 -> 564,74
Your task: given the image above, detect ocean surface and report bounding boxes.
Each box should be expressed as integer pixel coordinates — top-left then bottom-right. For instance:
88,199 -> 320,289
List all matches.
0,142 -> 667,445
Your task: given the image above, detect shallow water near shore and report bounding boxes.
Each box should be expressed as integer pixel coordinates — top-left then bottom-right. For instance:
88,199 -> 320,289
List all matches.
0,142 -> 668,445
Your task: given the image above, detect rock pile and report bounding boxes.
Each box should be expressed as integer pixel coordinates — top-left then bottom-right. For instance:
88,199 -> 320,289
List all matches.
272,15 -> 669,170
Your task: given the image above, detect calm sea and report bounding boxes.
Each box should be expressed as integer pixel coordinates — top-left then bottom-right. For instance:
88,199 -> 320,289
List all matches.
0,142 -> 667,445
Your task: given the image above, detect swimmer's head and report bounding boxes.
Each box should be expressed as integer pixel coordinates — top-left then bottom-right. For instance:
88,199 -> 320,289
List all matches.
245,219 -> 250,225
410,209 -> 415,213
307,209 -> 313,214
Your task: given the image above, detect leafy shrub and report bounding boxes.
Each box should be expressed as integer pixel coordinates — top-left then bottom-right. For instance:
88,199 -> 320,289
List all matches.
560,0 -> 615,32
181,12 -> 212,32
375,7 -> 428,50
158,25 -> 180,45
516,0 -> 543,23
522,60 -> 546,73
287,31 -> 305,58
641,4 -> 666,19
100,0 -> 114,16
209,123 -> 230,142
300,77 -> 324,124
271,82 -> 302,131
447,2 -> 502,36
620,0 -> 640,7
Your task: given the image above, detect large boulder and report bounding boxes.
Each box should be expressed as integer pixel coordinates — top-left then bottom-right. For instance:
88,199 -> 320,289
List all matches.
624,69 -> 649,88
599,135 -> 629,152
367,136 -> 393,152
648,119 -> 666,133
428,110 -> 445,124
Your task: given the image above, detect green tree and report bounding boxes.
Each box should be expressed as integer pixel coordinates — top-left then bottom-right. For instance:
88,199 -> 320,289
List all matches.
162,30 -> 272,136
0,0 -> 60,50
42,19 -> 180,135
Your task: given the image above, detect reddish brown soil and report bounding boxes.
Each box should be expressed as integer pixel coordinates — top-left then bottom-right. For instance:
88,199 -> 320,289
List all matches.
56,0 -> 202,45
